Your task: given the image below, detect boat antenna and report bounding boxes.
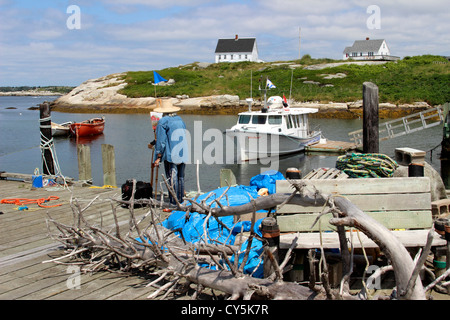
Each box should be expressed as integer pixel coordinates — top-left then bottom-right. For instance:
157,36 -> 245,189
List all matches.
289,69 -> 293,104
246,69 -> 253,112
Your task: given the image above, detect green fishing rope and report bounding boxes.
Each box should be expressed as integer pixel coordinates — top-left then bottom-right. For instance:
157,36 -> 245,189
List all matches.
336,153 -> 398,178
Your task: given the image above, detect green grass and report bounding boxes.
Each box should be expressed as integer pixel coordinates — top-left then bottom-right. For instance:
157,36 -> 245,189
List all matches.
118,55 -> 450,106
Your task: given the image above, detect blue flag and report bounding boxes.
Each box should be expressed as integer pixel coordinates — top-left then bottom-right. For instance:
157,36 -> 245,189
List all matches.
266,79 -> 276,89
153,71 -> 167,84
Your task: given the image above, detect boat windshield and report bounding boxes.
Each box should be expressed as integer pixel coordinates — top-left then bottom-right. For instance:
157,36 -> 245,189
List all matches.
252,115 -> 267,125
238,115 -> 251,124
268,115 -> 282,125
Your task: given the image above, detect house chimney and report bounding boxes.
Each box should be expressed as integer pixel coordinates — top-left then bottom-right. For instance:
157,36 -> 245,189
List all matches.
235,34 -> 238,41
366,37 -> 370,40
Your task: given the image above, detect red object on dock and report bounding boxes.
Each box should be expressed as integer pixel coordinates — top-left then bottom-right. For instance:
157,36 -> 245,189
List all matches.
69,117 -> 105,137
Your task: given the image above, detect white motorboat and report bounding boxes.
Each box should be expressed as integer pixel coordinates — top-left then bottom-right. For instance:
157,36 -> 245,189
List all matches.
51,121 -> 74,137
225,96 -> 321,162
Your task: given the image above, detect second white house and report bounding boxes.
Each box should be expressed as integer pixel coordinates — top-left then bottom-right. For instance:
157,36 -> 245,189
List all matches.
343,38 -> 399,61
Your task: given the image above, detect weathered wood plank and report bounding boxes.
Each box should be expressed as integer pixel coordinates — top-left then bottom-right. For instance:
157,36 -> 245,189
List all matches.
279,229 -> 446,250
276,177 -> 431,195
277,210 -> 433,232
279,193 -> 431,213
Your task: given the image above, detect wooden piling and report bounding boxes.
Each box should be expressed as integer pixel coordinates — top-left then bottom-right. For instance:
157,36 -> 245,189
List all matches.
362,82 -> 379,154
261,217 -> 280,278
102,144 -> 116,187
39,102 -> 55,175
77,144 -> 92,182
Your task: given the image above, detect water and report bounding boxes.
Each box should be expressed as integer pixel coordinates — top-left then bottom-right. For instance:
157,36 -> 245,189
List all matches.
0,96 -> 444,193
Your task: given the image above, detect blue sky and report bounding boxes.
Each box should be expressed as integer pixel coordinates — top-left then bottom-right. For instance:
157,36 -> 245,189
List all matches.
1,0 -> 449,86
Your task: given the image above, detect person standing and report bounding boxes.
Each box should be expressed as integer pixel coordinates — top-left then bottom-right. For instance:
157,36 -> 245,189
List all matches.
149,99 -> 189,206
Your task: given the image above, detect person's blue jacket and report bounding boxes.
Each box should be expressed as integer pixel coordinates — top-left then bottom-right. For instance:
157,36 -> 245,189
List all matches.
154,114 -> 189,164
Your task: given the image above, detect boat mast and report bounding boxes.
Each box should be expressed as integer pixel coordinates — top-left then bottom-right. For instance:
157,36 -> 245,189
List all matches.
289,69 -> 293,105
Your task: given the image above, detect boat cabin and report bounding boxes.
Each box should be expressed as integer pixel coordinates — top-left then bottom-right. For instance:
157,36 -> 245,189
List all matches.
232,108 -> 318,138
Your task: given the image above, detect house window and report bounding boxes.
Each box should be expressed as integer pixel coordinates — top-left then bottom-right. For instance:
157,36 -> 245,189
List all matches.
231,54 -> 233,60
239,55 -> 241,59
245,54 -> 248,59
368,52 -> 374,56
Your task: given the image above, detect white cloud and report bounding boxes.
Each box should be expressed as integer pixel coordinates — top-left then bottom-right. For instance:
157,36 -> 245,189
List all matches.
0,0 -> 448,86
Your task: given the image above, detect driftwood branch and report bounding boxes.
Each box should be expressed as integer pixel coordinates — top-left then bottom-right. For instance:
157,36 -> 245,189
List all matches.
45,179 -> 436,300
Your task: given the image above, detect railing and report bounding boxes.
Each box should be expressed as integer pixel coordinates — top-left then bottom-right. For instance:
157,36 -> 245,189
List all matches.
349,105 -> 445,146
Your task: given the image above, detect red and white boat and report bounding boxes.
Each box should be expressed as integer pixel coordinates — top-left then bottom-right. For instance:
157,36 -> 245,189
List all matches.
69,117 -> 105,137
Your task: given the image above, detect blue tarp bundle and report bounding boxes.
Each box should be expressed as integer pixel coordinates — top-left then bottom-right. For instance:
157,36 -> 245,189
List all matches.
160,171 -> 286,278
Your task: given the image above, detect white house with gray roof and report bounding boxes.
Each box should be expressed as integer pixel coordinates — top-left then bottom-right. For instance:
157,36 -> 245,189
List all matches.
343,38 -> 398,61
215,35 -> 260,63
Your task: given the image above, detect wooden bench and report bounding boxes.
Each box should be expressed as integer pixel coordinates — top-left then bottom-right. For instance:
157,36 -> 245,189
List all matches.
276,177 -> 447,250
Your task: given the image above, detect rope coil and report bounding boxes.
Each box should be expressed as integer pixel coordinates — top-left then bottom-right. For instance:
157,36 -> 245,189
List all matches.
336,153 -> 398,178
0,196 -> 62,208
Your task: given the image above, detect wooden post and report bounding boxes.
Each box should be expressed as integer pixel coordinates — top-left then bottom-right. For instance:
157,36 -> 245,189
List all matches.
102,144 -> 116,187
77,144 -> 92,182
220,169 -> 236,188
39,102 -> 55,175
362,82 -> 379,154
261,217 -> 280,278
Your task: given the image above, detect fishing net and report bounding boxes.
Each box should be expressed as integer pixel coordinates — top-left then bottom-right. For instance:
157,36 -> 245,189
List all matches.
336,153 -> 398,178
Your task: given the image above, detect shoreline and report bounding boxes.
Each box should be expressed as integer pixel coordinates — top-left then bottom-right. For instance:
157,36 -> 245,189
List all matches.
49,99 -> 435,119
0,91 -> 63,96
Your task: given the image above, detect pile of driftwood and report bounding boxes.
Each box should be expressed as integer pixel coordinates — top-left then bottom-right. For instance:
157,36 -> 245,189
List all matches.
45,178 -> 448,300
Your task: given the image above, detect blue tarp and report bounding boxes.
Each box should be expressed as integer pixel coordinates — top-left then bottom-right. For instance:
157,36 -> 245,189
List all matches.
159,170 -> 286,278
250,170 -> 285,194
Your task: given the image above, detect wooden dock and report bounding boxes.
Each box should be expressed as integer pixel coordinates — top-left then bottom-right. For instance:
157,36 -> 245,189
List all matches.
0,178 -> 171,300
305,139 -> 358,154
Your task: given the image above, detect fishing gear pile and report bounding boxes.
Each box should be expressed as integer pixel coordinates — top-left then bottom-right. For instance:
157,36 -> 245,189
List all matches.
336,153 -> 399,178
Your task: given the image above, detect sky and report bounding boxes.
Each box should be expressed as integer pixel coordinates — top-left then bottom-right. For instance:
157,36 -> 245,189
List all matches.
0,0 -> 449,86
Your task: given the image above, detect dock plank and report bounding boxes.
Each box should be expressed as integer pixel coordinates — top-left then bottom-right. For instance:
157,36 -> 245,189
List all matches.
0,179 -> 159,300
306,140 -> 357,153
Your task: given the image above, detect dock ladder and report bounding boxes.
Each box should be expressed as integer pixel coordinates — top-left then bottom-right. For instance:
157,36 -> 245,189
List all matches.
348,104 -> 447,146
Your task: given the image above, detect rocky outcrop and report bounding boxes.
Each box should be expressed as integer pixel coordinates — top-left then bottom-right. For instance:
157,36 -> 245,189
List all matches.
50,73 -> 436,118
51,73 -> 244,114
51,73 -> 157,112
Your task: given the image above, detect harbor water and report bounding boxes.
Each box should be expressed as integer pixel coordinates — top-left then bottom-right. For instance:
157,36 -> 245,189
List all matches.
0,96 -> 444,193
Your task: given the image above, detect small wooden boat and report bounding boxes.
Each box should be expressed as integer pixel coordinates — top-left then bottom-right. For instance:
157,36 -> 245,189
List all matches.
69,117 -> 105,137
51,121 -> 74,137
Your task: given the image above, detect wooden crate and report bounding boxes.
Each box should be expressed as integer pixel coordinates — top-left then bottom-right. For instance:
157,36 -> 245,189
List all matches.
276,177 -> 433,233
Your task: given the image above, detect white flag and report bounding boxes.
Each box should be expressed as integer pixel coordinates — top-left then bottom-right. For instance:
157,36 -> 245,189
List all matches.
266,79 -> 276,89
